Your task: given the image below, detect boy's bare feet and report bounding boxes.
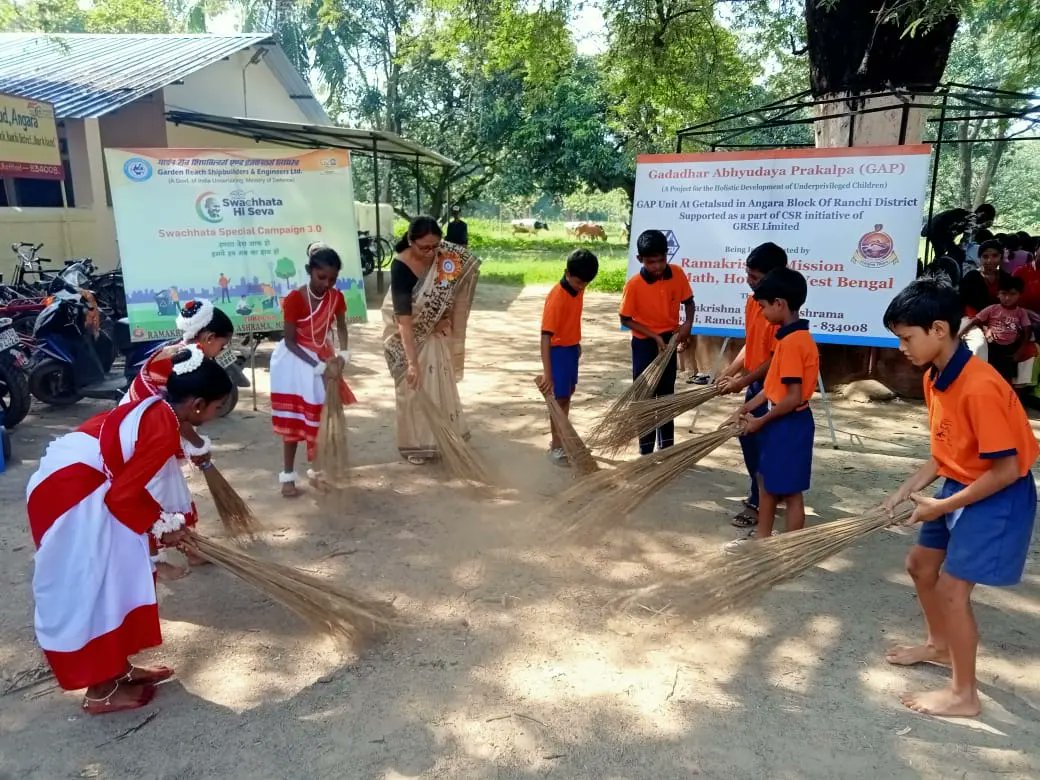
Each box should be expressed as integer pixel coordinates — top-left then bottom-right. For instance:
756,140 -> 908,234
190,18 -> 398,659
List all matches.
885,643 -> 951,666
900,687 -> 980,717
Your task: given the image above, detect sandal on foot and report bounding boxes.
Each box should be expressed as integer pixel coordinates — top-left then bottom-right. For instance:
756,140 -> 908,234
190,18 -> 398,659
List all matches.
122,665 -> 174,685
730,509 -> 758,528
279,471 -> 302,498
81,682 -> 155,715
406,455 -> 428,466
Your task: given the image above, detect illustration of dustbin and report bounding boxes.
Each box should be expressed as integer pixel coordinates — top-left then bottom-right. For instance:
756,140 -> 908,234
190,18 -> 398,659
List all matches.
155,290 -> 177,316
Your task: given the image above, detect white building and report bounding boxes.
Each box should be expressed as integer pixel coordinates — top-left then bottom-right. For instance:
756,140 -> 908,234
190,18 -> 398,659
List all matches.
0,33 -> 453,270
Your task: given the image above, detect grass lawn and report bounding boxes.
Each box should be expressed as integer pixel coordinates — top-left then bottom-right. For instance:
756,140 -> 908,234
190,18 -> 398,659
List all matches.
395,216 -> 631,292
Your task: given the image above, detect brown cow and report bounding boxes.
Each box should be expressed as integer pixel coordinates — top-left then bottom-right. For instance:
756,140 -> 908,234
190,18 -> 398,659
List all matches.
574,223 -> 607,241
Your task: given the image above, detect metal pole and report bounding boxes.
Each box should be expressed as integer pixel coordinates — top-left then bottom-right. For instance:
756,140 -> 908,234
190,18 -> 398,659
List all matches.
924,91 -> 948,268
372,138 -> 384,294
414,155 -> 421,215
817,370 -> 839,449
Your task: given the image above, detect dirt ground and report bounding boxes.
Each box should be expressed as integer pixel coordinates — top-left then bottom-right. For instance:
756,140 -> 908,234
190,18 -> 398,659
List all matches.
1,282 -> 1039,779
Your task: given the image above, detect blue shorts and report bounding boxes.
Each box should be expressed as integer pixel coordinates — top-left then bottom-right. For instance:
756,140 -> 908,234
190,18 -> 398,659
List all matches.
550,345 -> 580,399
757,406 -> 814,496
918,474 -> 1037,586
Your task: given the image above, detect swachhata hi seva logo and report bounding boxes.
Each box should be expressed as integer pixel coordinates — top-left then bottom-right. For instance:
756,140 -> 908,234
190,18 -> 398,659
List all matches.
195,191 -> 223,223
852,223 -> 898,269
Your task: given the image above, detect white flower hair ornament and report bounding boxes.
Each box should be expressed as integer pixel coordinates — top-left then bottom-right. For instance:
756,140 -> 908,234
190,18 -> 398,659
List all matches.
171,344 -> 206,375
176,299 -> 215,341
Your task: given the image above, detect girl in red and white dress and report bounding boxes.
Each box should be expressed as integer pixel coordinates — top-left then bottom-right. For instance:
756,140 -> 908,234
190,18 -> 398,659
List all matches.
122,300 -> 234,577
27,348 -> 232,715
271,244 -> 356,497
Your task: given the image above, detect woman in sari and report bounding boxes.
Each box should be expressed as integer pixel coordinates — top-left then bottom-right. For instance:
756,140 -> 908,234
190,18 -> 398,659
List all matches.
382,216 -> 480,464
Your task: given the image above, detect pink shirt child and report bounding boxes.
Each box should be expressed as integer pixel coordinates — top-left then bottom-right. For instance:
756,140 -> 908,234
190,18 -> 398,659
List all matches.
976,303 -> 1032,346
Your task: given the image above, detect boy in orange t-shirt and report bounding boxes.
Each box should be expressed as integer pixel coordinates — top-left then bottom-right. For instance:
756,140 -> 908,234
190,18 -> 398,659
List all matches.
536,249 -> 599,465
619,230 -> 695,454
718,242 -> 788,528
881,278 -> 1038,718
728,268 -> 818,547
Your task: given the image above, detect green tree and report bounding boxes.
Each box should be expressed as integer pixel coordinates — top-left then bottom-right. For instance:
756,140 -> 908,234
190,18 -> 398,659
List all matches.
274,256 -> 297,286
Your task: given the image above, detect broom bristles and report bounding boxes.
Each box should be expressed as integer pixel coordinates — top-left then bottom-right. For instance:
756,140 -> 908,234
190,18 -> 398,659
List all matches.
185,533 -> 400,644
551,425 -> 739,540
201,463 -> 262,540
534,379 -> 598,476
593,385 -> 722,455
316,359 -> 350,491
587,338 -> 679,448
414,390 -> 493,485
613,505 -> 913,619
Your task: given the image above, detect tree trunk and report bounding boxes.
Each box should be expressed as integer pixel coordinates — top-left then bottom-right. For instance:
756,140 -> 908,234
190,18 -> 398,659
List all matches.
974,136 -> 1008,207
957,114 -> 973,209
806,2 -> 959,147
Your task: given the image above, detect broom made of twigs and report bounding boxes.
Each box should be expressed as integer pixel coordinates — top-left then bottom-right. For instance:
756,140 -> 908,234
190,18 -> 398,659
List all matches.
614,504 -> 913,620
184,532 -> 400,644
587,337 -> 679,449
414,389 -> 493,485
316,358 -> 350,491
534,378 -> 598,476
200,461 -> 262,540
550,425 -> 739,540
592,384 -> 722,455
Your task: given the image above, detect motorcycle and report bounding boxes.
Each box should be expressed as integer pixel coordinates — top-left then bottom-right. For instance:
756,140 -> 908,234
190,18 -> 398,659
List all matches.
28,291 -> 141,404
0,316 -> 31,427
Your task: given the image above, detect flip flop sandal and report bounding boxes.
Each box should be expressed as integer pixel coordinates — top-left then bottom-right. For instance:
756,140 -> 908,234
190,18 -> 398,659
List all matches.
407,455 -> 428,465
730,509 -> 759,528
122,665 -> 174,685
82,682 -> 156,715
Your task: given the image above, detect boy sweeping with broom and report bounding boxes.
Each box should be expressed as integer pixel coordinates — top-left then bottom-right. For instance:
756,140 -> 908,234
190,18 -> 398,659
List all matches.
717,242 -> 788,529
536,249 -> 599,465
881,278 -> 1038,717
726,267 -> 818,549
620,229 -> 695,455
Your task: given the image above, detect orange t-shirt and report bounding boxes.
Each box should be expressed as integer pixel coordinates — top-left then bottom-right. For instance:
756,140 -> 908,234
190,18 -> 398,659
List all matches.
541,279 -> 584,347
744,296 -> 779,371
763,320 -> 818,406
619,265 -> 694,339
923,347 -> 1039,484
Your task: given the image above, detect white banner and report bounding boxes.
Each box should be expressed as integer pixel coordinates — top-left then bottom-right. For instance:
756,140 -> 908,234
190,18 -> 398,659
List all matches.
629,146 -> 932,347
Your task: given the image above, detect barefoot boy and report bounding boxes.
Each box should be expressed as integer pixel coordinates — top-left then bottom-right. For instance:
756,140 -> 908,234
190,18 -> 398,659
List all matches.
619,229 -> 694,454
537,249 -> 599,465
882,278 -> 1038,717
727,268 -> 818,547
717,242 -> 788,529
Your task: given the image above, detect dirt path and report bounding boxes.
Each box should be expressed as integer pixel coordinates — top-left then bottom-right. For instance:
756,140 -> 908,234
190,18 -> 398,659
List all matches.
1,283 -> 1038,779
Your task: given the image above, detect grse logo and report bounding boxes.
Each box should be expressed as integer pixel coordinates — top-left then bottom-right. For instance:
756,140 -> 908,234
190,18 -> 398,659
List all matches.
663,230 -> 680,261
123,157 -> 153,182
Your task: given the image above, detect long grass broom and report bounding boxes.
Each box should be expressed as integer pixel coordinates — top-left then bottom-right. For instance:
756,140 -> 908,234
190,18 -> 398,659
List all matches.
550,425 -> 739,540
534,378 -> 598,476
315,358 -> 350,492
184,533 -> 400,644
199,461 -> 262,540
614,505 -> 913,620
414,389 -> 493,485
587,337 -> 679,449
592,385 -> 722,455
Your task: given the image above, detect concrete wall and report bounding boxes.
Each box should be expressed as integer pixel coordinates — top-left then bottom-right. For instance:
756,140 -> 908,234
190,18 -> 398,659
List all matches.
164,50 -> 312,123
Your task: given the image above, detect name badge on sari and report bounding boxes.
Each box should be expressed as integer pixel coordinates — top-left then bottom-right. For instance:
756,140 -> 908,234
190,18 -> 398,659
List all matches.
437,253 -> 463,287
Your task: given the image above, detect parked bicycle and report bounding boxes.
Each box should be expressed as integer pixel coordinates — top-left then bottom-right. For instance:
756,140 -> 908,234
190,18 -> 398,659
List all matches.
358,230 -> 394,276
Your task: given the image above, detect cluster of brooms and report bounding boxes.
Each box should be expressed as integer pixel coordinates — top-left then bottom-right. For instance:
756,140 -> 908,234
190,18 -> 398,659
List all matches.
532,341 -> 913,618
189,344 -> 909,645
185,357 -> 399,645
